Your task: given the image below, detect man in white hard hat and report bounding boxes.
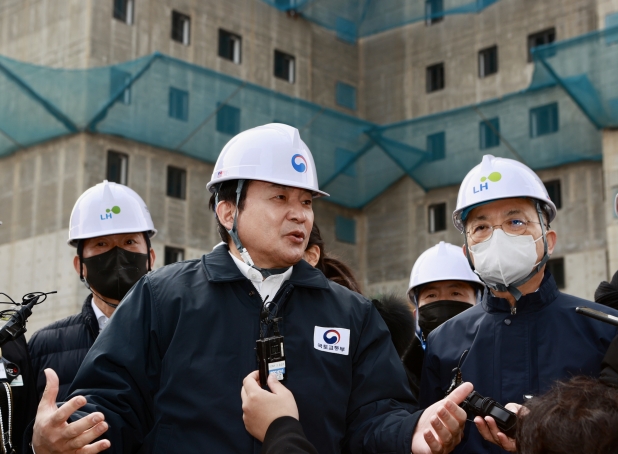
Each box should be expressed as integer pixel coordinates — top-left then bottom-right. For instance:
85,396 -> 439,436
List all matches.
404,241 -> 483,397
419,155 -> 618,453
28,181 -> 156,403
31,124 -> 471,454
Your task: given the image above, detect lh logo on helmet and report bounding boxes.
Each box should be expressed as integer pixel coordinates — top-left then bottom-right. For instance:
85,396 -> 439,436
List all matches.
100,205 -> 121,220
473,172 -> 502,194
291,154 -> 307,173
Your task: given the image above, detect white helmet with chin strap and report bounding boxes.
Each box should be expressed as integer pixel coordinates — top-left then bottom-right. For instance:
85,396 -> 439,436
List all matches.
206,123 -> 328,275
453,154 -> 557,300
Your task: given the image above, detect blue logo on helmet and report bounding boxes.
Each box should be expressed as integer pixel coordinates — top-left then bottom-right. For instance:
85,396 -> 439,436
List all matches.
323,329 -> 340,345
291,154 -> 307,173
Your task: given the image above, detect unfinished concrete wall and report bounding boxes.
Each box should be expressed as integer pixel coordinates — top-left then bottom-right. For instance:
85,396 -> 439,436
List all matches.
361,0 -> 598,124
0,0 -> 91,68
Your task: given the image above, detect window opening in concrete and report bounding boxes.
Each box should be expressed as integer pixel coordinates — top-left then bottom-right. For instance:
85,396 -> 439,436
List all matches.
164,246 -> 185,265
426,63 -> 444,93
546,257 -> 565,289
167,166 -> 186,200
219,29 -> 242,64
528,28 -> 555,62
428,202 -> 447,233
113,0 -> 134,25
335,82 -> 357,110
544,179 -> 562,210
107,151 -> 128,185
479,45 -> 498,78
335,216 -> 356,244
274,50 -> 295,83
605,13 -> 618,45
479,117 -> 500,149
216,104 -> 241,135
426,132 -> 445,161
425,0 -> 443,25
110,68 -> 131,105
335,148 -> 357,177
172,11 -> 191,45
530,102 -> 559,138
169,87 -> 189,122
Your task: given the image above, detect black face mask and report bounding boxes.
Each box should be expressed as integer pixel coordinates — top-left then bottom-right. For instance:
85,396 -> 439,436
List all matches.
418,300 -> 473,339
82,247 -> 149,302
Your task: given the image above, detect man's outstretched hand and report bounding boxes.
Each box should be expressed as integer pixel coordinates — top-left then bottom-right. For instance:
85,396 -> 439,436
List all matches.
32,368 -> 110,454
411,382 -> 473,454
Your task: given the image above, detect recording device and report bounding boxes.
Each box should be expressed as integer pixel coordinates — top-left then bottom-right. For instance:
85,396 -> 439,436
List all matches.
575,306 -> 618,327
446,350 -> 518,439
256,284 -> 294,388
256,320 -> 286,387
0,291 -> 56,348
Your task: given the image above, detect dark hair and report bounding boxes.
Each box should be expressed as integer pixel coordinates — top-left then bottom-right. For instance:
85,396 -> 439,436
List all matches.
306,223 -> 362,294
208,180 -> 250,243
371,294 -> 415,358
517,377 -> 618,454
594,269 -> 618,311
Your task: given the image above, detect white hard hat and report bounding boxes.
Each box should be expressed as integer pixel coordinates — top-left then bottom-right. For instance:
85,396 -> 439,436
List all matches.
68,181 -> 157,247
408,241 -> 482,293
453,154 -> 557,232
206,123 -> 329,197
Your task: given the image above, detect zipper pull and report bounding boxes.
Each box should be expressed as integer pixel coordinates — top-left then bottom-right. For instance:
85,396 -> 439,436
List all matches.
511,306 -> 517,315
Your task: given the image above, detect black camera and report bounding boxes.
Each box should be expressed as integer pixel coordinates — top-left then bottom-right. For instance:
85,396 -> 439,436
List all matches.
256,334 -> 286,387
446,350 -> 518,439
461,391 -> 517,438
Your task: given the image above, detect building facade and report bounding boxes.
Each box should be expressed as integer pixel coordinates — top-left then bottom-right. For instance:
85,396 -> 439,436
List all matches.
0,0 -> 615,333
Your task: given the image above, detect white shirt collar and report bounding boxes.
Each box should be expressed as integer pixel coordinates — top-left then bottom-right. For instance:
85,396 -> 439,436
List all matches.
228,252 -> 293,302
91,300 -> 109,332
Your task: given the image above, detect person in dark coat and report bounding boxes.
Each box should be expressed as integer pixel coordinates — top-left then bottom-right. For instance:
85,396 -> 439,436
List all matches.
405,241 -> 483,399
2,336 -> 37,454
31,124 -> 470,454
28,296 -> 100,401
420,155 -> 618,453
594,269 -> 618,310
28,181 -> 157,402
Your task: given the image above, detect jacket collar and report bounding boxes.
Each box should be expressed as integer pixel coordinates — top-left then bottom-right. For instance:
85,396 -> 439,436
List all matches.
81,294 -> 99,338
484,270 -> 559,313
202,244 -> 330,290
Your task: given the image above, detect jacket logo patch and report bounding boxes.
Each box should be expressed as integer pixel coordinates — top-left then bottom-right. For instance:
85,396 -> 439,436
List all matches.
314,326 -> 350,355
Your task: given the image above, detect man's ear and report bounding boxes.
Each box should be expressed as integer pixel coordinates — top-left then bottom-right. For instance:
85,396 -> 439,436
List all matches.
546,230 -> 557,256
304,244 -> 320,267
73,255 -> 86,278
149,248 -> 157,269
216,200 -> 237,231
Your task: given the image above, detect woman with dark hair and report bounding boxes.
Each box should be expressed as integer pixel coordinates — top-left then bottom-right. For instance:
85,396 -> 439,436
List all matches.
303,223 -> 362,294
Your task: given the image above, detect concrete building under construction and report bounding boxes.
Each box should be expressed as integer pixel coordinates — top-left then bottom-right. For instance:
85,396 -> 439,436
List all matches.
0,0 -> 617,333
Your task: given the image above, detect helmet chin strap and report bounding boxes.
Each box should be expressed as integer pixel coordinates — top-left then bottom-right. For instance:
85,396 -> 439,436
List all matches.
216,179 -> 277,279
464,202 -> 550,301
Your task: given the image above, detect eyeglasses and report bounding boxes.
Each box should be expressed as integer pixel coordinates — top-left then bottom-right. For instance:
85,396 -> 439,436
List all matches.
466,219 -> 544,243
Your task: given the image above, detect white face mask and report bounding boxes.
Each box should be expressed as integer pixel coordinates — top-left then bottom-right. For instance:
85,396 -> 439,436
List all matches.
470,229 -> 542,289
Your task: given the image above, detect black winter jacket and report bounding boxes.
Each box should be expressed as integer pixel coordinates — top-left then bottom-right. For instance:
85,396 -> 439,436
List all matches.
64,246 -> 421,453
420,271 -> 618,453
28,295 -> 99,401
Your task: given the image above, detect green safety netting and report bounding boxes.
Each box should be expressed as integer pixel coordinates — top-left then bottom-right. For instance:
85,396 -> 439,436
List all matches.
532,24 -> 618,129
261,0 -> 502,42
0,26 -> 608,208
